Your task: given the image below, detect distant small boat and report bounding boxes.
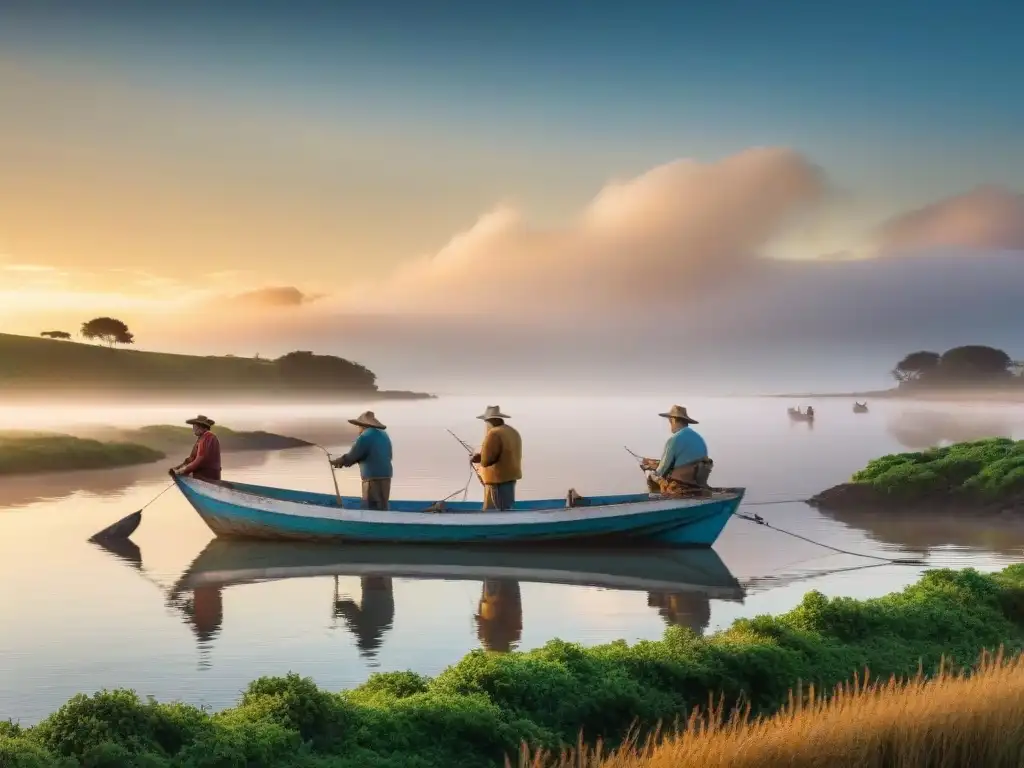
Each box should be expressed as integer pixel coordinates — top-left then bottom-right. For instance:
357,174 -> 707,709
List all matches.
171,539 -> 747,599
172,476 -> 745,548
787,407 -> 815,422
853,402 -> 869,413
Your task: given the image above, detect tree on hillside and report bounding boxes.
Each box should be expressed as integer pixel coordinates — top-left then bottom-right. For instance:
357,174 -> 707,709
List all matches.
40,330 -> 71,340
892,351 -> 941,384
274,350 -> 378,391
938,345 -> 1013,381
80,317 -> 135,348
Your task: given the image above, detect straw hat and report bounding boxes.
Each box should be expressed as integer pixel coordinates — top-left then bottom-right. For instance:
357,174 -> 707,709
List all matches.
185,415 -> 215,429
348,411 -> 386,430
658,405 -> 698,424
477,405 -> 510,421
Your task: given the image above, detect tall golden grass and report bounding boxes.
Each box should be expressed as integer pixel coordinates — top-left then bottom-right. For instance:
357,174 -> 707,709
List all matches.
516,648 -> 1024,767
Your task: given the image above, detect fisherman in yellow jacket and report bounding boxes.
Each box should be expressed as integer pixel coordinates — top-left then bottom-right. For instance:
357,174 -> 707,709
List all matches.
469,405 -> 523,511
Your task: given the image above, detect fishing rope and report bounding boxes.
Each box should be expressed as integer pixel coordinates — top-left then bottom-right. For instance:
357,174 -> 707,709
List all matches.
734,511 -> 924,565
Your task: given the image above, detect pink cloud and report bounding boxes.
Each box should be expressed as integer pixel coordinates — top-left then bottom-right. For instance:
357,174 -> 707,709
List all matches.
334,147 -> 827,317
874,185 -> 1024,256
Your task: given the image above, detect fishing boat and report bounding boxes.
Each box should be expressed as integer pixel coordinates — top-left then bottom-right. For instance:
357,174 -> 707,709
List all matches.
787,407 -> 815,422
171,476 -> 745,547
172,539 -> 747,598
852,402 -> 869,413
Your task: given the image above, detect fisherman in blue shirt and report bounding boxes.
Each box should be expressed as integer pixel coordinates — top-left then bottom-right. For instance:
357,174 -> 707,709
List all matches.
331,411 -> 393,510
640,405 -> 714,497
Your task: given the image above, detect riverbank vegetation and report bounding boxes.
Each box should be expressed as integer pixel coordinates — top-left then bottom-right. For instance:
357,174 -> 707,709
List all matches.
0,425 -> 315,476
525,649 -> 1024,767
0,433 -> 165,476
0,332 -> 432,398
93,425 -> 316,453
811,438 -> 1024,511
2,566 -> 1024,766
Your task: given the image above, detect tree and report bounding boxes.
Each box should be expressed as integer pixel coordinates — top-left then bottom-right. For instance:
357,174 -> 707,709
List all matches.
80,317 -> 135,347
938,345 -> 1013,381
40,330 -> 71,340
274,350 -> 377,391
891,350 -> 941,384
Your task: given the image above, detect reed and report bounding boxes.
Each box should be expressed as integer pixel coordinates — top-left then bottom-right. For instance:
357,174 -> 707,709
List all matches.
519,648 -> 1024,768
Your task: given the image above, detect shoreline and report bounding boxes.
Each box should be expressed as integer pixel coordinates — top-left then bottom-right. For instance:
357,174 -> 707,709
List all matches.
809,437 -> 1024,515
766,387 -> 1024,403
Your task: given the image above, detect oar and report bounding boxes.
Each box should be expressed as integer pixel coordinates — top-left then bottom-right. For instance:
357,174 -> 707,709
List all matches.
447,429 -> 484,486
311,444 -> 344,507
88,481 -> 175,542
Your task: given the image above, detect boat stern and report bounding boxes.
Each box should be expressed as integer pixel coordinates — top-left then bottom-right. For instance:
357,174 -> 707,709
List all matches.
647,489 -> 745,547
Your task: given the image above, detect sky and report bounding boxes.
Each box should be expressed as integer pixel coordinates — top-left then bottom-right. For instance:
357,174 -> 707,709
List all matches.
1,1 -> 1023,392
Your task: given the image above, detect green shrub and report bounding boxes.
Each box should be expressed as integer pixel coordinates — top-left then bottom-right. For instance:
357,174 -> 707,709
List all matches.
851,438 -> 1024,498
9,566 -> 1024,767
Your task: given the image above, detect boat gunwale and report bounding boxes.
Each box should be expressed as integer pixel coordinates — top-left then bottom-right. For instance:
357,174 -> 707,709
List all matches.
177,476 -> 746,528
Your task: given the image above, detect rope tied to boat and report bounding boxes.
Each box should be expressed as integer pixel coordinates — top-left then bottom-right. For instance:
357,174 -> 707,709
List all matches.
733,511 -> 924,565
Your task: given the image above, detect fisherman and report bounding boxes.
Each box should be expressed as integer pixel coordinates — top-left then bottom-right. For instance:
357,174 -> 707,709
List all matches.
469,405 -> 523,511
806,405 -> 815,418
331,411 -> 393,510
171,415 -> 222,482
640,405 -> 713,497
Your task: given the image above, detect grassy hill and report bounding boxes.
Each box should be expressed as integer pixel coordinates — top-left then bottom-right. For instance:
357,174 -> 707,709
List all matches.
0,333 -> 429,398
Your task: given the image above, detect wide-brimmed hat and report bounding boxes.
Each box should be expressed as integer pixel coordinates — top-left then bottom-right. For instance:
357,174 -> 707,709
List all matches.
658,405 -> 698,424
185,415 -> 215,429
348,411 -> 386,430
477,405 -> 510,421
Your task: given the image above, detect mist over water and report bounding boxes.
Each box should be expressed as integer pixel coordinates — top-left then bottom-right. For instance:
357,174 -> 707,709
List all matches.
2,395 -> 1023,724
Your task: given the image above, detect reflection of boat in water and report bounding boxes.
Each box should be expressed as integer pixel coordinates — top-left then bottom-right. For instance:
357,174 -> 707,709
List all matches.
97,539 -> 744,663
787,407 -> 815,423
853,402 -> 869,413
174,539 -> 746,598
171,475 -> 745,547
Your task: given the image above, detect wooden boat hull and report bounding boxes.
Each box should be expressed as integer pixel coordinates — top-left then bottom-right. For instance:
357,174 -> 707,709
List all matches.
174,539 -> 746,599
172,477 -> 745,547
787,408 -> 814,422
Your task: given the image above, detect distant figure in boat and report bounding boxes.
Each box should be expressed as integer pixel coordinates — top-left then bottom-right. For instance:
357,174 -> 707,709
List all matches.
853,402 -> 868,413
331,411 -> 393,510
640,405 -> 713,498
470,405 -> 523,511
788,406 -> 815,421
170,415 -> 222,482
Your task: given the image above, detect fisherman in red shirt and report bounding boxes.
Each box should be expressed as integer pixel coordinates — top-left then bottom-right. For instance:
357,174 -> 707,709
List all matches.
170,415 -> 222,482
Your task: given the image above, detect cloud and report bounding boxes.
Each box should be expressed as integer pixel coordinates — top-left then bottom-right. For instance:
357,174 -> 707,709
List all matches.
874,185 -> 1024,256
223,286 -> 324,308
336,147 -> 826,318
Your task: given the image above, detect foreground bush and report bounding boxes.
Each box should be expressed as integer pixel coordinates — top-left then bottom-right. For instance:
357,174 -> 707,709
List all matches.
5,566 -> 1024,766
527,649 -> 1024,767
851,437 -> 1024,498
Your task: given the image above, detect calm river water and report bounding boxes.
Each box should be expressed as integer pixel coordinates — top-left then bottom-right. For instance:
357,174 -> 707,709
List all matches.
1,395 -> 1023,724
